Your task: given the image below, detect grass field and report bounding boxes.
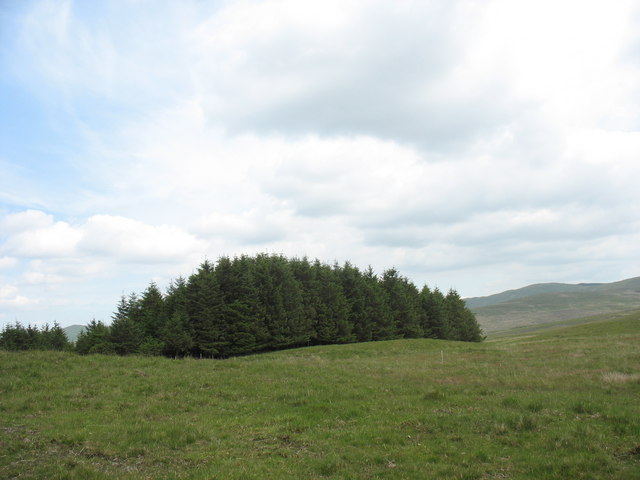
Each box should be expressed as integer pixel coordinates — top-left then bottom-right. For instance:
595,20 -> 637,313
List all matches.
1,313 -> 639,479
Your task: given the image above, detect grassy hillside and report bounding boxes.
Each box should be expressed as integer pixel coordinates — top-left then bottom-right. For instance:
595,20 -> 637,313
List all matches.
485,308 -> 640,339
468,276 -> 640,332
1,313 -> 639,479
464,282 -> 600,309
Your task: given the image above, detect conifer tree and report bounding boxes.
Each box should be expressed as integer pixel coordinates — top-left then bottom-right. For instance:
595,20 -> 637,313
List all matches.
0,322 -> 71,351
76,320 -> 114,354
382,268 -> 423,338
101,253 -> 485,358
444,289 -> 484,341
308,261 -> 354,344
165,277 -> 189,317
362,266 -> 395,340
290,256 -> 320,343
41,322 -> 71,350
253,254 -> 309,349
109,316 -> 144,354
338,262 -> 372,342
424,287 -> 449,339
186,260 -> 224,356
138,282 -> 167,339
216,255 -> 269,355
0,322 -> 31,350
160,310 -> 194,357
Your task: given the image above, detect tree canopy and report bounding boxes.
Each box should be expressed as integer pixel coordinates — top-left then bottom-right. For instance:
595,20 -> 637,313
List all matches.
0,322 -> 71,352
75,254 -> 483,357
1,254 -> 484,356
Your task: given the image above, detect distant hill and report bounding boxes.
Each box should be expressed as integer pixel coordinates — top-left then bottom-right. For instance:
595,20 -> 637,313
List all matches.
466,276 -> 640,333
63,325 -> 86,343
464,282 -> 604,309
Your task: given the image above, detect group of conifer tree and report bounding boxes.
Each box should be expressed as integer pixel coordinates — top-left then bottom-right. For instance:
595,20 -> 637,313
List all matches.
75,254 -> 484,357
0,322 -> 72,351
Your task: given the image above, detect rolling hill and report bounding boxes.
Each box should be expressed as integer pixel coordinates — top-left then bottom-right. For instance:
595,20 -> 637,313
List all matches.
466,276 -> 640,333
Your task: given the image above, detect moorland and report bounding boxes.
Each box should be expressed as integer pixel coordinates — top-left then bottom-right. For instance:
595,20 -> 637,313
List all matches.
1,310 -> 639,479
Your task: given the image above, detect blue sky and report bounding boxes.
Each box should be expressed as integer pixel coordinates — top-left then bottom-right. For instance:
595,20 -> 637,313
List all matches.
2,0 -> 640,328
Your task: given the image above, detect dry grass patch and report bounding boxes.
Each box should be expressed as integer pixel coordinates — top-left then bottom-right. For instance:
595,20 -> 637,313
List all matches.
602,371 -> 640,384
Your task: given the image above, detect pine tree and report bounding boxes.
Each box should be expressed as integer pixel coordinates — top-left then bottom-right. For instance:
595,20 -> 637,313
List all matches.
102,253 -> 484,358
460,309 -> 484,342
0,322 -> 31,350
186,260 -> 224,357
138,282 -> 167,339
76,320 -> 114,354
41,322 -> 71,350
290,256 -> 320,344
216,255 -> 269,355
339,262 -> 372,342
362,266 -> 395,341
160,310 -> 194,357
423,287 -> 449,339
109,316 -> 144,354
109,294 -> 143,354
253,254 -> 309,349
165,277 -> 189,317
445,289 -> 466,341
310,261 -> 354,344
382,268 -> 423,338
443,289 -> 484,342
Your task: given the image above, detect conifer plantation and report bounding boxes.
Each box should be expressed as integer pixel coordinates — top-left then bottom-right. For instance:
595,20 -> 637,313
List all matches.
75,254 -> 483,358
0,322 -> 71,352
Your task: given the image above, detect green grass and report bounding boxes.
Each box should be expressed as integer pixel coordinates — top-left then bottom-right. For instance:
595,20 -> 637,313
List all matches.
1,313 -> 639,479
486,308 -> 640,339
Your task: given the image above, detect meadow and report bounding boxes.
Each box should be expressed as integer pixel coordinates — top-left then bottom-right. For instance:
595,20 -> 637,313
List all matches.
1,312 -> 639,479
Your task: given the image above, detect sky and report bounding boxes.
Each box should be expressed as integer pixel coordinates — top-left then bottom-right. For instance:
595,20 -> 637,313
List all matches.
1,0 -> 640,329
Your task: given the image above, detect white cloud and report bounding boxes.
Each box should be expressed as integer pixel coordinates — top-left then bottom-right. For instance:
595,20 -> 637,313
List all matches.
1,209 -> 54,234
2,213 -> 82,258
0,285 -> 33,308
1,0 -> 640,327
79,214 -> 207,263
0,257 -> 18,269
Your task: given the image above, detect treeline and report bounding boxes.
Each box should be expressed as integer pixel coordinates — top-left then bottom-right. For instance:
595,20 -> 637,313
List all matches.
0,322 -> 72,351
76,254 -> 484,357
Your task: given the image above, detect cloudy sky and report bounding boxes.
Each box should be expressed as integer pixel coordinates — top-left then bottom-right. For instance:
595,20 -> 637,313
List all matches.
1,0 -> 640,328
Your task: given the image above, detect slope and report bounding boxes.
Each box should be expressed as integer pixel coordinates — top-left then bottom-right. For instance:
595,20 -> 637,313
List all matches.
468,276 -> 640,332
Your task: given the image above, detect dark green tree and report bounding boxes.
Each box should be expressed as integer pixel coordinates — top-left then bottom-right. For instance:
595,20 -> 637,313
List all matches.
0,322 -> 31,350
0,322 -> 71,351
102,253 -> 484,358
76,320 -> 114,354
109,316 -> 144,354
382,268 -> 422,338
310,261 -> 354,344
445,289 -> 484,342
361,266 -> 395,341
253,254 -> 309,349
161,310 -> 194,357
138,282 -> 167,339
338,262 -> 372,342
186,260 -> 224,357
165,277 -> 189,318
40,322 -> 71,350
423,287 -> 449,339
215,255 -> 270,355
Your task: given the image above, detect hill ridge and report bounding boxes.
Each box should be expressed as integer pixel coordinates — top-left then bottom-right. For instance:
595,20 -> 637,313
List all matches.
466,276 -> 640,332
